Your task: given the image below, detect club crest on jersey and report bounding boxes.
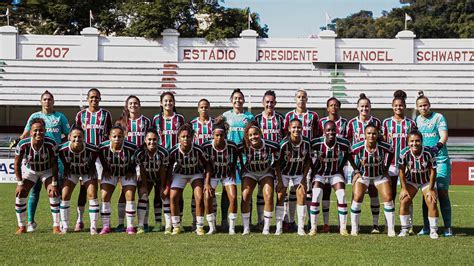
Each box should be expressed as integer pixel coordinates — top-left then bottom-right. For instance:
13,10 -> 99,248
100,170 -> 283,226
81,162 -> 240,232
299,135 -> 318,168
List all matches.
51,119 -> 59,126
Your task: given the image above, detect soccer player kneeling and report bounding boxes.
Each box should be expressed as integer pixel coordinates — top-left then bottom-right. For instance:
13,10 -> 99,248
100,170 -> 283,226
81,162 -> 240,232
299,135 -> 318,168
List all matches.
398,130 -> 439,239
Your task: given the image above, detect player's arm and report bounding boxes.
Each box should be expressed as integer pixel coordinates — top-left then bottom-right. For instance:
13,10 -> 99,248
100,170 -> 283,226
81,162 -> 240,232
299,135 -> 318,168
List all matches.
302,153 -> 311,189
48,148 -> 59,197
311,117 -> 319,141
275,153 -> 283,193
59,150 -> 70,178
426,158 -> 438,204
98,149 -> 111,180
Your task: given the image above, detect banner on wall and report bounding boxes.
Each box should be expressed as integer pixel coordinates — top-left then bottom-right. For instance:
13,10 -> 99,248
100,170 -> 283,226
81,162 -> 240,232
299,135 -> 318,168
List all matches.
0,159 -> 15,183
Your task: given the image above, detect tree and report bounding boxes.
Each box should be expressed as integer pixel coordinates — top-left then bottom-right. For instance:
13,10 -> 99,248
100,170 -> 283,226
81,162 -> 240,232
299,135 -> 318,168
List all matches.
328,0 -> 473,38
0,0 -> 268,41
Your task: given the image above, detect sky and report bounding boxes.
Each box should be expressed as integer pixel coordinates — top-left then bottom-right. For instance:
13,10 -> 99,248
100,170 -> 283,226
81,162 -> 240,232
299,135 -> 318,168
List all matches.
223,0 -> 407,38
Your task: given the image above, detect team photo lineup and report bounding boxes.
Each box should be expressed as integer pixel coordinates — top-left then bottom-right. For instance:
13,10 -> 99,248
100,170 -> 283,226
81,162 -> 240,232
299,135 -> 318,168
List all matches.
12,86 -> 453,240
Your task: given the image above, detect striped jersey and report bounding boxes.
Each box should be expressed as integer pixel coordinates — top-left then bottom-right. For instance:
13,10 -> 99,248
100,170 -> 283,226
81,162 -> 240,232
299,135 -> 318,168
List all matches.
382,117 -> 416,166
98,140 -> 137,177
279,137 -> 311,176
202,140 -> 239,179
222,110 -> 254,145
134,146 -> 169,181
126,115 -> 151,147
24,111 -> 70,145
416,112 -> 449,161
398,147 -> 437,184
190,117 -> 214,145
351,141 -> 393,178
283,109 -> 319,141
347,116 -> 382,145
75,108 -> 113,146
169,144 -> 206,175
15,137 -> 57,172
317,116 -> 348,138
255,111 -> 285,143
58,142 -> 99,176
152,112 -> 185,150
311,137 -> 351,176
239,140 -> 280,173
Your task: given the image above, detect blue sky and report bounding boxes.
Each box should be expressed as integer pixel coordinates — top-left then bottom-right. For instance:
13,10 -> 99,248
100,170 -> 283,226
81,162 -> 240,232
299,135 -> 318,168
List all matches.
223,0 -> 406,37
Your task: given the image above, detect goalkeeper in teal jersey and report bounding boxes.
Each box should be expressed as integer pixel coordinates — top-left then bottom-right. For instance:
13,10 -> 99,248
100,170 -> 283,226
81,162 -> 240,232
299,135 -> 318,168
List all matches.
415,91 -> 452,237
18,91 -> 70,233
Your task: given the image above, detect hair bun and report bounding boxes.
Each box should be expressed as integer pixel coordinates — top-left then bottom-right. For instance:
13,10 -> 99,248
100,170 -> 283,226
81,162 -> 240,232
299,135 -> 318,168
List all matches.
418,90 -> 424,97
393,90 -> 407,100
359,93 -> 367,99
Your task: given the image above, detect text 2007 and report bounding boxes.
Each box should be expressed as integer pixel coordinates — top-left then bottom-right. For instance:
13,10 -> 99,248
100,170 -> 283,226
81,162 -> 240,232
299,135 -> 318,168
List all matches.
35,47 -> 70,58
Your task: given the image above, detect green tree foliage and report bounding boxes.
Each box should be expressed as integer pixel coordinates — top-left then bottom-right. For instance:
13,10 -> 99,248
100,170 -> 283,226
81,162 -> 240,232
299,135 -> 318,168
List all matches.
0,0 -> 268,41
325,0 -> 473,38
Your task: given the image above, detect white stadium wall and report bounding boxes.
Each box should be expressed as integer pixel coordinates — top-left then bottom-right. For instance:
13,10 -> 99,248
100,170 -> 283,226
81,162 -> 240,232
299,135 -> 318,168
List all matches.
0,26 -> 473,129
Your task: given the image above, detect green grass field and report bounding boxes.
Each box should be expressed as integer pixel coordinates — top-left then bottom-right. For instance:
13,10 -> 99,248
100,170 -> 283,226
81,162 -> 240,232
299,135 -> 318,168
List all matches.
0,184 -> 473,264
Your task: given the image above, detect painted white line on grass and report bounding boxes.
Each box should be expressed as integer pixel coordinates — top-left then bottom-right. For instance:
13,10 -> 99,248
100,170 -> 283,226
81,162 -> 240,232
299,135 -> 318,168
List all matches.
452,204 -> 474,207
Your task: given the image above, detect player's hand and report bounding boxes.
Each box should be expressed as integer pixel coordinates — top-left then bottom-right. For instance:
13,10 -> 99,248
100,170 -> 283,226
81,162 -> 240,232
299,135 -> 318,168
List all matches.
399,188 -> 411,201
9,138 -> 20,149
136,174 -> 142,182
161,186 -> 170,200
204,183 -> 214,198
15,183 -> 26,197
352,172 -> 361,186
48,185 -> 59,198
426,189 -> 437,204
276,180 -> 284,193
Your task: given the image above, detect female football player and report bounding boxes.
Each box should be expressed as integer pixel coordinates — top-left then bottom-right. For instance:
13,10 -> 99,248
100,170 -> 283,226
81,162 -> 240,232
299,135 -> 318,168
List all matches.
58,125 -> 99,234
283,89 -> 319,232
255,90 -> 285,229
416,91 -> 452,237
316,97 -> 348,233
398,130 -> 439,239
17,90 -> 70,233
134,129 -> 169,234
275,118 -> 311,236
74,88 -> 112,232
152,91 -> 185,233
221,89 -> 254,230
347,93 -> 382,234
98,125 -> 137,235
14,118 -> 60,234
115,95 -> 151,232
350,124 -> 395,237
202,119 -> 239,234
240,121 -> 279,235
310,120 -> 353,236
168,124 -> 207,235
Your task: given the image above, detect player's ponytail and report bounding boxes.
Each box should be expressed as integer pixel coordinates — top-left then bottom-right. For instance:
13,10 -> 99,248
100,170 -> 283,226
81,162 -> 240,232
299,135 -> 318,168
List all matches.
213,116 -> 229,136
416,90 -> 430,105
357,93 -> 371,105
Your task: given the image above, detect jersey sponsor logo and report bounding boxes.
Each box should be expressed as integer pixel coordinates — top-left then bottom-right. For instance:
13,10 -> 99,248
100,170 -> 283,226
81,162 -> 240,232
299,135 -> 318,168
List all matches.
86,124 -> 105,130
128,131 -> 145,137
46,128 -> 60,133
230,128 -> 244,132
214,162 -> 228,167
263,129 -> 280,134
389,132 -> 408,138
250,160 -> 268,165
423,133 -> 438,138
50,119 -> 59,126
162,129 -> 178,135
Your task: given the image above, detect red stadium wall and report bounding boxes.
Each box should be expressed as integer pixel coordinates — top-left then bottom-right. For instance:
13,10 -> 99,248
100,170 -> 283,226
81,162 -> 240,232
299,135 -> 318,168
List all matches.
451,161 -> 474,186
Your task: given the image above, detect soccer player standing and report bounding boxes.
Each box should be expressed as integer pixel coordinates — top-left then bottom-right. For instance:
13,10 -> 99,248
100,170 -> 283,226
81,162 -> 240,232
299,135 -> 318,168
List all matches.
74,88 -> 112,231
17,91 -> 70,233
152,91 -> 185,234
255,90 -> 285,229
316,97 -> 348,233
347,93 -> 383,234
415,91 -> 452,237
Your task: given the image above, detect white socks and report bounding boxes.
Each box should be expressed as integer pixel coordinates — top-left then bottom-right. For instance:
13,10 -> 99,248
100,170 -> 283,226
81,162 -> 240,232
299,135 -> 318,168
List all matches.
15,197 -> 27,227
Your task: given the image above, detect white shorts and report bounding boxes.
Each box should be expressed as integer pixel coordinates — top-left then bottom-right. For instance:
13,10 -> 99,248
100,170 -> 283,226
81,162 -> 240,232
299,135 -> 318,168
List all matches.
282,175 -> 303,188
406,181 -> 435,192
95,158 -> 103,180
22,166 -> 53,184
210,177 -> 236,188
171,173 -> 203,189
101,176 -> 137,187
242,170 -> 274,182
356,175 -> 389,187
388,165 -> 399,176
314,173 -> 345,186
67,174 -> 95,185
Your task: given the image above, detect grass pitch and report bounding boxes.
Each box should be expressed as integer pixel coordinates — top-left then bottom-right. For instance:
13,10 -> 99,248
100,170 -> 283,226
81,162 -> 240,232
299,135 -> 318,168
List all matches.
0,184 -> 473,264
